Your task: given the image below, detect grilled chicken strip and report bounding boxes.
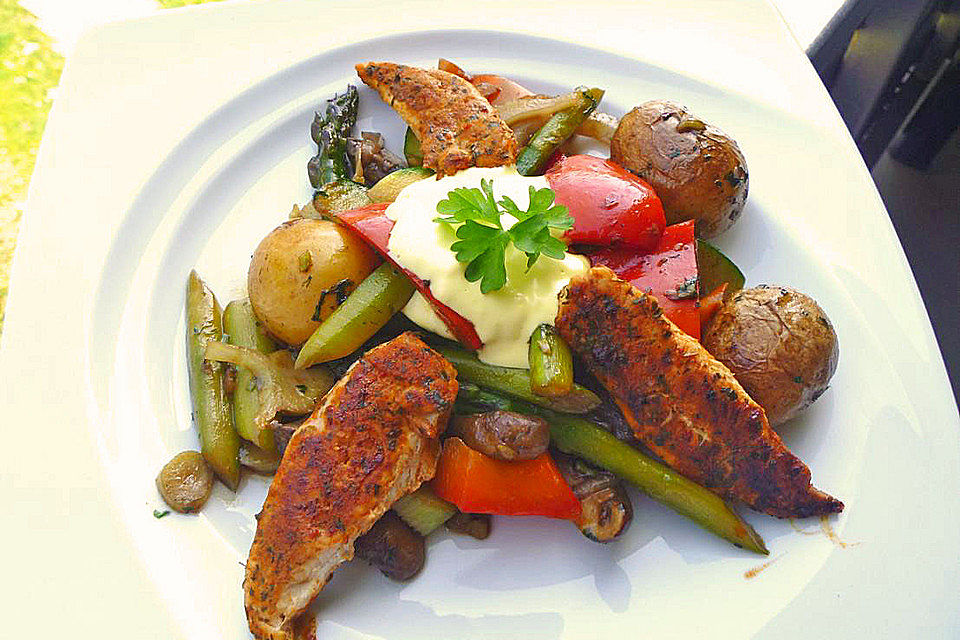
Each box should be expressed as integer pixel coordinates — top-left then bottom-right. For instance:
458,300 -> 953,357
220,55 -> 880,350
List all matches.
244,333 -> 458,640
356,62 -> 518,177
556,268 -> 842,519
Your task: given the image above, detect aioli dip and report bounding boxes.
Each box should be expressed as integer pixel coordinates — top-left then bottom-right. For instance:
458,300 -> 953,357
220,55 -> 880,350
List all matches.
386,166 -> 589,367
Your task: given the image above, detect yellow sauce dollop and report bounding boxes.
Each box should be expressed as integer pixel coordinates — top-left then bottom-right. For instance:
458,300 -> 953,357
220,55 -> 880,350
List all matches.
386,166 -> 589,367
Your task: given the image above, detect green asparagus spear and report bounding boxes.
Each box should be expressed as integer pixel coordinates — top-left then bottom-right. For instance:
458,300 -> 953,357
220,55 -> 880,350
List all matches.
295,263 -> 415,369
186,271 -> 240,490
516,87 -> 603,176
435,344 -> 600,413
223,299 -> 277,453
528,324 -> 574,397
307,85 -> 359,189
456,384 -> 768,555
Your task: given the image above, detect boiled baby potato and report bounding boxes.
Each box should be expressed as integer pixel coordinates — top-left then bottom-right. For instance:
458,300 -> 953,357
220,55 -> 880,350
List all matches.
702,285 -> 839,427
248,218 -> 379,345
610,100 -> 748,238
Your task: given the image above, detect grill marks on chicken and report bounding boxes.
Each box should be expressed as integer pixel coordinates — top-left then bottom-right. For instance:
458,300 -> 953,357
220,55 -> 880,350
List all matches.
243,333 -> 458,640
356,62 -> 518,177
556,268 -> 842,519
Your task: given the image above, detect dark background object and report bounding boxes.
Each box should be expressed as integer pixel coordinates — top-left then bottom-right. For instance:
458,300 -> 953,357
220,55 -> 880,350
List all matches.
809,0 -> 960,403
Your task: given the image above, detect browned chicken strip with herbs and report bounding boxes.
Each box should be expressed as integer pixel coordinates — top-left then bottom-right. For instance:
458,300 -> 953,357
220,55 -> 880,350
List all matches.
355,62 -> 518,177
555,267 -> 843,519
243,333 -> 458,640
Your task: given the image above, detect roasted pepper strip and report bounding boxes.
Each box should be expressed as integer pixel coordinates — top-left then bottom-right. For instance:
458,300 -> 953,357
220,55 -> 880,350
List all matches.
456,384 -> 768,555
586,220 -> 700,338
698,282 -> 728,327
295,262 -> 415,368
432,437 -> 581,520
546,154 -> 666,251
335,203 -> 483,349
186,271 -> 240,490
436,344 -> 600,414
528,324 -> 574,397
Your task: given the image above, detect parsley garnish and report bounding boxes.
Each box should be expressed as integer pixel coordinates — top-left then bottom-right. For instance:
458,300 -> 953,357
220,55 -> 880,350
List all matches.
434,178 -> 574,293
153,509 -> 171,519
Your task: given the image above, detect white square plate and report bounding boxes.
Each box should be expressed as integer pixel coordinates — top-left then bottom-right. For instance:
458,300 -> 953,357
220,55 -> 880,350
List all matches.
3,1 -> 958,638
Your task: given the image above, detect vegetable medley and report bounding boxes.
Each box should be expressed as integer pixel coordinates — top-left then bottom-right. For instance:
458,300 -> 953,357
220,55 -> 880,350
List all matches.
158,58 -> 843,637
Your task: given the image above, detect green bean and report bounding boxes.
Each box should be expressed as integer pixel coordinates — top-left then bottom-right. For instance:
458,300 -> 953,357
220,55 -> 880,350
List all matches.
456,384 -> 768,555
186,271 -> 240,490
528,324 -> 573,397
223,299 -> 277,453
295,263 -> 415,368
516,87 -> 603,176
436,344 -> 600,414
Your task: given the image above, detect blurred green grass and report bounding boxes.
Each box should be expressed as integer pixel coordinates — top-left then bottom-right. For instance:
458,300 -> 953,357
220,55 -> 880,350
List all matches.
0,0 -> 63,332
0,0 -> 223,335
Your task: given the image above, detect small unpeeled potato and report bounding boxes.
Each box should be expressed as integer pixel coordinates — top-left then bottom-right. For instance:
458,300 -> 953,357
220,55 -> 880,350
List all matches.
610,100 -> 748,238
156,451 -> 214,514
702,285 -> 839,427
248,218 -> 379,346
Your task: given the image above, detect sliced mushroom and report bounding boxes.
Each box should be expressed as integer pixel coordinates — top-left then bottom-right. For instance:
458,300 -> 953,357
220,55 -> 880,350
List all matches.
268,417 -> 306,457
444,512 -> 492,540
346,131 -> 406,187
354,511 -> 425,581
553,451 -> 633,542
156,451 -> 215,514
448,411 -> 550,461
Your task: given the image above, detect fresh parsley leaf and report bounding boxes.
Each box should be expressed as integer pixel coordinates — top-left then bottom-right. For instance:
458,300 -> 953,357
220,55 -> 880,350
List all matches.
436,181 -> 574,293
452,223 -> 510,293
434,178 -> 501,227
153,509 -> 171,519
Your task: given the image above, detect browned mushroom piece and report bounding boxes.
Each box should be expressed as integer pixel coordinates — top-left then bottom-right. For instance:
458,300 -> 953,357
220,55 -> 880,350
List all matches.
447,411 -> 551,461
610,100 -> 748,238
346,131 -> 406,187
354,511 -> 426,581
553,451 -> 633,542
156,451 -> 215,514
702,285 -> 839,427
444,512 -> 492,540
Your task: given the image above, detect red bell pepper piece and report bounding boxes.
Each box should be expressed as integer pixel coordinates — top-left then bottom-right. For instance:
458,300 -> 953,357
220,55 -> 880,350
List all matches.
587,220 -> 701,338
546,154 -> 666,251
698,282 -> 728,328
335,204 -> 483,350
432,437 -> 581,520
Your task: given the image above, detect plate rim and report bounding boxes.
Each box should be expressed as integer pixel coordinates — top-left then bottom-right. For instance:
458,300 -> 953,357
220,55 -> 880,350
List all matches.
3,2 -> 959,639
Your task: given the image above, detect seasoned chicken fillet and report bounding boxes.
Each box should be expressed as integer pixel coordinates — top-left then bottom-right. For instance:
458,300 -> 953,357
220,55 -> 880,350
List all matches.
556,268 -> 842,519
244,333 -> 458,640
356,62 -> 518,177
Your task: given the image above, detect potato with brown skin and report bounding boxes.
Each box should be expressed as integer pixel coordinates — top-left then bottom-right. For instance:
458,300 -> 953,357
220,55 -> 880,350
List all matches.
156,451 -> 214,513
610,100 -> 748,238
247,218 -> 379,346
702,285 -> 839,427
